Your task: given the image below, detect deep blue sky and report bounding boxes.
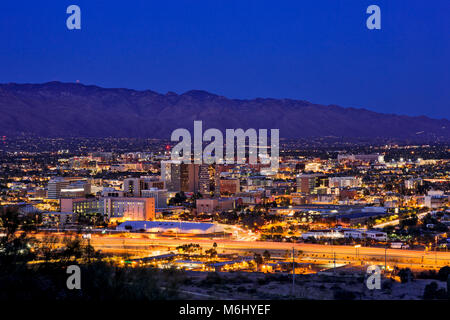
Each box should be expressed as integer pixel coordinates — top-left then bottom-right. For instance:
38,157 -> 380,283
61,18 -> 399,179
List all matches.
0,1 -> 449,119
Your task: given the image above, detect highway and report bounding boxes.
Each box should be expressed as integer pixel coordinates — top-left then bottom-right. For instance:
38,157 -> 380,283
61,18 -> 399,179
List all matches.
373,211 -> 429,228
35,232 -> 450,267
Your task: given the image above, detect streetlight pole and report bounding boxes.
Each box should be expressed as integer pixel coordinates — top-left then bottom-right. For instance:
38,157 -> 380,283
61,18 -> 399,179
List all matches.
354,244 -> 361,261
435,236 -> 438,265
292,246 -> 295,297
333,252 -> 336,275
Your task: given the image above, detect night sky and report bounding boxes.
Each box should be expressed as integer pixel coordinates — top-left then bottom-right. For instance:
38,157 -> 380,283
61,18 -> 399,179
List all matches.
0,0 -> 448,119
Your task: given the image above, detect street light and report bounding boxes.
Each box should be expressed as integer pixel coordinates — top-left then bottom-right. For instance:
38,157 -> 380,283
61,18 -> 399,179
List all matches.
291,246 -> 295,298
354,244 -> 361,260
384,246 -> 387,271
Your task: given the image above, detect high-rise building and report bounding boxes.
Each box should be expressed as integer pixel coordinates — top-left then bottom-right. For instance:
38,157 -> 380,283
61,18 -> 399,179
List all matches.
180,163 -> 200,193
296,174 -> 329,194
161,160 -> 181,192
141,188 -> 168,208
198,164 -> 211,196
161,161 -> 220,195
213,165 -> 221,198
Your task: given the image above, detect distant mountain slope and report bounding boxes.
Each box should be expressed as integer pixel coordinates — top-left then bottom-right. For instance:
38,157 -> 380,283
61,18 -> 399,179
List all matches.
0,81 -> 448,141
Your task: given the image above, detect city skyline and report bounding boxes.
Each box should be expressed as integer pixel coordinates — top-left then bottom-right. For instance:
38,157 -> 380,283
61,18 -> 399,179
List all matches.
1,1 -> 449,306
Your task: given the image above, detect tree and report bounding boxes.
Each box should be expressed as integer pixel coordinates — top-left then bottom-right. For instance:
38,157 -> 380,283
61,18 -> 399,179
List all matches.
176,243 -> 201,255
205,248 -> 217,258
168,192 -> 187,205
0,207 -> 182,301
423,281 -> 438,299
0,207 -> 37,271
423,281 -> 447,300
204,242 -> 218,258
398,268 -> 414,283
262,250 -> 271,262
254,253 -> 263,266
437,266 -> 450,281
447,275 -> 450,300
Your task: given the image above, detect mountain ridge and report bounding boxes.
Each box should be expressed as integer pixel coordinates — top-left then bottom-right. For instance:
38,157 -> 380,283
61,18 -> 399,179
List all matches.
0,81 -> 448,141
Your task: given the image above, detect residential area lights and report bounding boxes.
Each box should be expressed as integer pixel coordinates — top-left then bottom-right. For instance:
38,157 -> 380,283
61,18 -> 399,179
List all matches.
1,138 -> 450,296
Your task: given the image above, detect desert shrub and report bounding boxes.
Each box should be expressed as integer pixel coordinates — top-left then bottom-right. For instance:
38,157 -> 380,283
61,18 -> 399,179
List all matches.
398,268 -> 414,283
438,266 -> 450,281
200,272 -> 223,287
423,281 -> 448,300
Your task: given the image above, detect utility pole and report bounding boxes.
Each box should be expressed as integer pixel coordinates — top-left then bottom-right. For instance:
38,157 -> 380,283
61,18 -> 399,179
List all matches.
330,240 -> 334,274
88,236 -> 91,263
384,247 -> 387,272
292,246 -> 295,297
333,252 -> 336,275
435,236 -> 438,265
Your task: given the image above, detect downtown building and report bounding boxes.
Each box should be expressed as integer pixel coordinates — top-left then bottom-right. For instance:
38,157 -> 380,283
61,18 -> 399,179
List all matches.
337,153 -> 385,163
47,177 -> 89,199
123,176 -> 165,197
328,176 -> 361,188
296,174 -> 329,194
161,161 -> 217,196
60,197 -> 155,221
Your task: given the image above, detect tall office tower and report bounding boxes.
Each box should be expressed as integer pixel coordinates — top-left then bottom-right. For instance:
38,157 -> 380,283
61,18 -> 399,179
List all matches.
296,174 -> 329,194
180,163 -> 200,193
161,161 -> 214,193
213,164 -> 221,197
161,160 -> 181,192
198,164 -> 211,196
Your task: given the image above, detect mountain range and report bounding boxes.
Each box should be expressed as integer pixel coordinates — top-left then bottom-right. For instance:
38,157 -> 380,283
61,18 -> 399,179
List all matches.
0,81 -> 448,142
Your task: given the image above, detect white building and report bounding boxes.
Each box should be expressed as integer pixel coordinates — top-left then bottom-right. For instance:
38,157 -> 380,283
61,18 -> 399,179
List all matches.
424,190 -> 448,209
344,229 -> 387,242
117,220 -> 224,234
301,229 -> 344,240
329,177 -> 361,188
